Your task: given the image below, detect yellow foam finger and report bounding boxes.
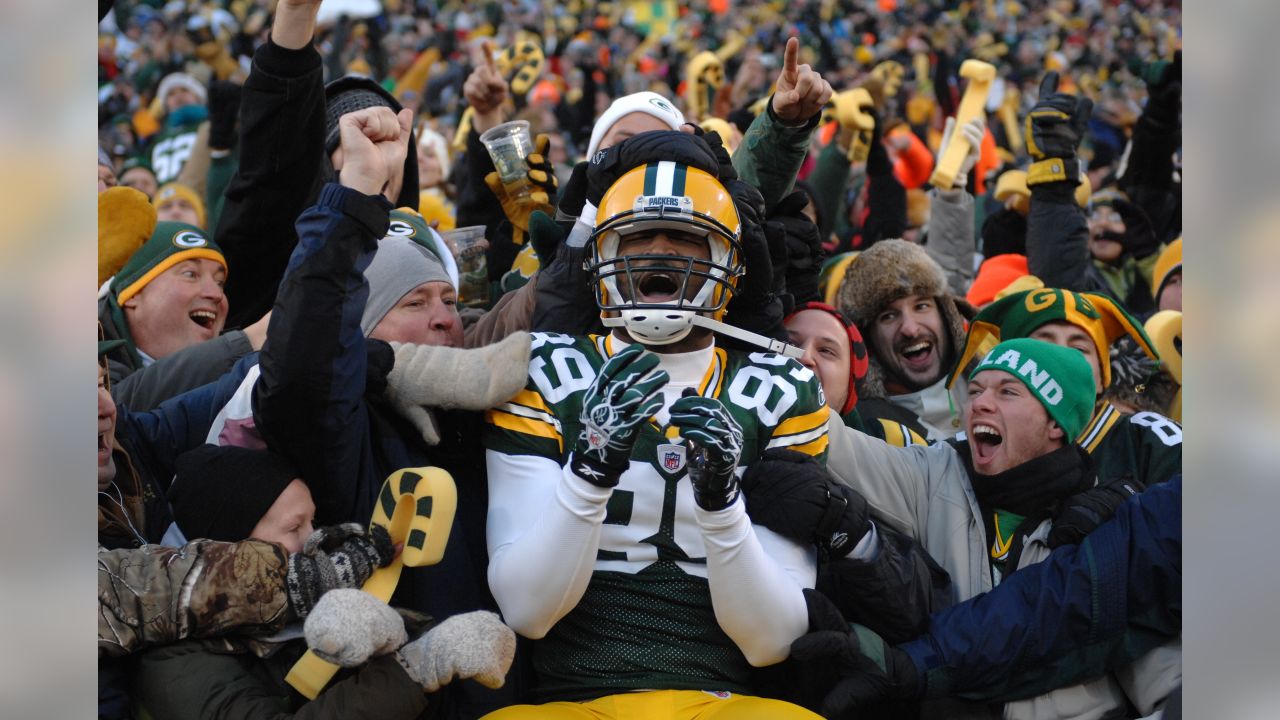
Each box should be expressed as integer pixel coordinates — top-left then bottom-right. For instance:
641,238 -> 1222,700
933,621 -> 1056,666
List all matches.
286,467 -> 458,699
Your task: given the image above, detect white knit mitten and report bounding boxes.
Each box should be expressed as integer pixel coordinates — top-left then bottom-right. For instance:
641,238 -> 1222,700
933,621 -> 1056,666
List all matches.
386,332 -> 532,444
303,589 -> 407,667
394,611 -> 515,692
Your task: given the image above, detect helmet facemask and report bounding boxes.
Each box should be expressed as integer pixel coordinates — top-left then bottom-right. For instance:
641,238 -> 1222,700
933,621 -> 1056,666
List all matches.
587,162 -> 743,346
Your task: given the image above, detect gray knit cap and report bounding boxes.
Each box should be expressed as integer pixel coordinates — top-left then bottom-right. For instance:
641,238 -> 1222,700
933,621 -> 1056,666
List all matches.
361,235 -> 454,336
324,76 -> 403,154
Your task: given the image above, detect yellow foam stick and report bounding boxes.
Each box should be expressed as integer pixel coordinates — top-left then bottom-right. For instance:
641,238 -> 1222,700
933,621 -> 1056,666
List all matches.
1144,310 -> 1182,422
286,467 -> 458,700
929,59 -> 996,190
999,85 -> 1023,155
452,107 -> 474,153
833,88 -> 875,163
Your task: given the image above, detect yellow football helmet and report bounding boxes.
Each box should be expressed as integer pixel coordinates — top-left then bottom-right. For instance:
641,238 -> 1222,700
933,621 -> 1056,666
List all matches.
588,161 -> 743,346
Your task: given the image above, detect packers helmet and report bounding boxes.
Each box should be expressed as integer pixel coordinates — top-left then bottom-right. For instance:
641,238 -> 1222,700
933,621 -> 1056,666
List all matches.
588,161 -> 743,346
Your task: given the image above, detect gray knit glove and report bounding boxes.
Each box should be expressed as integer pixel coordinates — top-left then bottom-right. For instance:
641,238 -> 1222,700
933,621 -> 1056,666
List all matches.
386,332 -> 532,445
395,611 -> 516,692
304,588 -> 408,667
286,523 -> 395,619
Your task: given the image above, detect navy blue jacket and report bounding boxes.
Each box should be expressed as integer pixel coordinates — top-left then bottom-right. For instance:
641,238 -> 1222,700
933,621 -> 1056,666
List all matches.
903,475 -> 1182,703
252,183 -> 520,717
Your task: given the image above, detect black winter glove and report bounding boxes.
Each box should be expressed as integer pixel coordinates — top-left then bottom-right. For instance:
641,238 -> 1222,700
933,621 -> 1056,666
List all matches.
1025,72 -> 1092,189
766,190 -> 824,307
741,449 -> 871,558
286,524 -> 395,619
585,130 -> 721,209
529,210 -> 600,334
671,388 -> 745,511
569,345 -> 669,488
207,79 -> 242,152
790,588 -> 920,716
723,179 -> 776,310
558,160 -> 589,218
1048,476 -> 1144,548
864,107 -> 893,177
1137,51 -> 1181,130
527,133 -> 559,200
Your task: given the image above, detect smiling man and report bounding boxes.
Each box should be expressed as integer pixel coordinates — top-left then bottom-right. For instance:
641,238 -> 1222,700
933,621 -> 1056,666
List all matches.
836,239 -> 974,441
98,222 -> 232,384
822,337 -> 1177,717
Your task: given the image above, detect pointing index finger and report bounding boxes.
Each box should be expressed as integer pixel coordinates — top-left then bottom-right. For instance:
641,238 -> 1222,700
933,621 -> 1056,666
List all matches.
783,36 -> 799,82
482,40 -> 498,73
1038,71 -> 1059,100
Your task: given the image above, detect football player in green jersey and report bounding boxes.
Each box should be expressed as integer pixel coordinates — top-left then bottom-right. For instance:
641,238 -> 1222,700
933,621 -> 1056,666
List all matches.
483,158 -> 832,719
946,287 -> 1181,490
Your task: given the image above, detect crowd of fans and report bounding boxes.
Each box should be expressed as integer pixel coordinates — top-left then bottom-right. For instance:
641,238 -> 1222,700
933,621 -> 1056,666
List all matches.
97,0 -> 1182,718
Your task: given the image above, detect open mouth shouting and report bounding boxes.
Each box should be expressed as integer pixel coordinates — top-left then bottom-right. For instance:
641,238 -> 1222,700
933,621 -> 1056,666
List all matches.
98,425 -> 113,467
969,422 -> 1003,467
188,308 -> 220,333
896,338 -> 935,373
634,270 -> 684,304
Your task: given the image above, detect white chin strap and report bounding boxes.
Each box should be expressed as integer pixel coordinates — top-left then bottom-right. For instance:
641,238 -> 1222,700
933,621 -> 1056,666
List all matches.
602,312 -> 803,359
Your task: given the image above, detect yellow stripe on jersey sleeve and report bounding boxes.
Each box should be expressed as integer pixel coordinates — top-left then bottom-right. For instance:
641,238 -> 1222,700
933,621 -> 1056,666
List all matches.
877,419 -> 928,448
784,433 -> 829,457
485,407 -> 564,452
1083,407 -> 1122,454
507,388 -> 550,414
772,406 -> 829,440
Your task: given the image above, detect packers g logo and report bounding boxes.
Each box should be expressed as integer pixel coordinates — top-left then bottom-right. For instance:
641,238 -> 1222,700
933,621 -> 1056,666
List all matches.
649,97 -> 676,115
386,220 -> 417,238
172,230 -> 208,249
1024,288 -> 1060,313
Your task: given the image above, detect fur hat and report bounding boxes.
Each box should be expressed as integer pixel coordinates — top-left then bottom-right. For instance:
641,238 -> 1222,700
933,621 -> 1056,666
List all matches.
837,239 -> 973,398
837,239 -> 947,330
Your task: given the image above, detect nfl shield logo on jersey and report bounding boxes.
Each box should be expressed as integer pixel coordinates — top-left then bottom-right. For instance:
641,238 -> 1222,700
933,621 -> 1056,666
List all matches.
657,444 -> 686,473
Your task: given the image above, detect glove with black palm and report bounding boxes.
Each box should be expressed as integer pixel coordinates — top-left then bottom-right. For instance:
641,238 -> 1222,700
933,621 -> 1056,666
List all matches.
569,345 -> 670,488
1048,475 -> 1144,548
790,588 -> 920,716
765,190 -> 824,308
670,388 -> 744,511
1024,71 -> 1092,189
741,449 -> 870,559
1137,50 -> 1181,131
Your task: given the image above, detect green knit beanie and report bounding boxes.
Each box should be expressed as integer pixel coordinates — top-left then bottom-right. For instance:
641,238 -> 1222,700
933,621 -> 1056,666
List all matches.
969,338 -> 1096,441
112,221 -> 226,306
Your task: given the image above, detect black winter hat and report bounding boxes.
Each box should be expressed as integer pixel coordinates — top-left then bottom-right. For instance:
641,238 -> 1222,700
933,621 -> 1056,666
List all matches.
169,444 -> 300,542
981,207 -> 1028,258
324,76 -> 405,155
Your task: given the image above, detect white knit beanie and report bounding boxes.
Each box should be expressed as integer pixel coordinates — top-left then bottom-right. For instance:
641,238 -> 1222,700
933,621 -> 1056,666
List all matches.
156,72 -> 207,110
585,92 -> 686,159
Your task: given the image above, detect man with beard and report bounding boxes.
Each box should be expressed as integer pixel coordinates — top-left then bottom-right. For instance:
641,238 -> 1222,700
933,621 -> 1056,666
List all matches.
836,239 -> 974,441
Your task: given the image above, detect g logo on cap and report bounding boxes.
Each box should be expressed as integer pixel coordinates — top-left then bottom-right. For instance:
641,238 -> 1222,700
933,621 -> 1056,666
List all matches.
649,97 -> 675,115
387,220 -> 417,238
172,230 -> 208,249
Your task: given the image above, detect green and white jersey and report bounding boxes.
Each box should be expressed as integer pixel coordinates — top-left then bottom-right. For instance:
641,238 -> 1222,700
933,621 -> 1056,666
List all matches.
1078,401 -> 1182,488
485,332 -> 828,702
148,123 -> 201,185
